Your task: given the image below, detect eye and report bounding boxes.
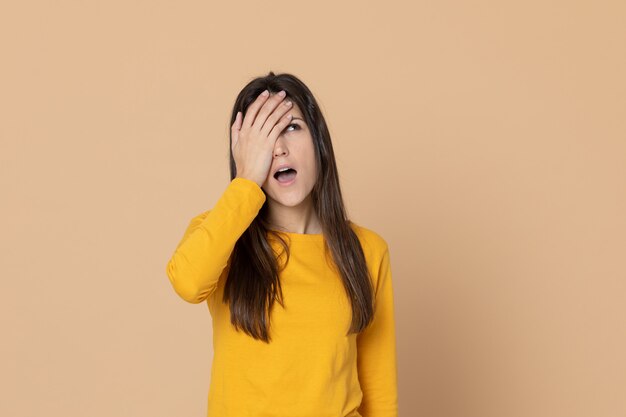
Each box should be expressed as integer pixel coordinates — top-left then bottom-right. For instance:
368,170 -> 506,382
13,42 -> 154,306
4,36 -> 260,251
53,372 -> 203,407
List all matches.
285,123 -> 300,132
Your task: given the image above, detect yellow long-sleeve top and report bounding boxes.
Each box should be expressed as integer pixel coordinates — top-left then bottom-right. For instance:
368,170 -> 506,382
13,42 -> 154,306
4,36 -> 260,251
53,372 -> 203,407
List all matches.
166,177 -> 398,417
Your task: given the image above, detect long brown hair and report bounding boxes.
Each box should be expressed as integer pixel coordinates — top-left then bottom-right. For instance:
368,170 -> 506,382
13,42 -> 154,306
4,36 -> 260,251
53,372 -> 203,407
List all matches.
224,71 -> 374,343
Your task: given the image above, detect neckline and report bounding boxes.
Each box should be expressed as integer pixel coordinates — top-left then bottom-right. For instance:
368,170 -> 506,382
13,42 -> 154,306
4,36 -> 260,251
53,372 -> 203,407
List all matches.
267,229 -> 325,241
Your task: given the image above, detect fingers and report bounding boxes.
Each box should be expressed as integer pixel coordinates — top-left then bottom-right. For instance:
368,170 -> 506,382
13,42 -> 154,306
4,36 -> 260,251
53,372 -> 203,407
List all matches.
253,90 -> 288,133
268,112 -> 293,142
236,89 -> 290,144
261,95 -> 293,137
241,89 -> 270,131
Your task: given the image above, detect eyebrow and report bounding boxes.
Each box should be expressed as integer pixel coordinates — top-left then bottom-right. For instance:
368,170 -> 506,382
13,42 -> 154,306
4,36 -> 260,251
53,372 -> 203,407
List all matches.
290,117 -> 304,122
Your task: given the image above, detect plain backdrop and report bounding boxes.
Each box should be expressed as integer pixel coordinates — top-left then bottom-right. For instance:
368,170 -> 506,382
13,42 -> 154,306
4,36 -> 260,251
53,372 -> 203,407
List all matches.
1,1 -> 625,416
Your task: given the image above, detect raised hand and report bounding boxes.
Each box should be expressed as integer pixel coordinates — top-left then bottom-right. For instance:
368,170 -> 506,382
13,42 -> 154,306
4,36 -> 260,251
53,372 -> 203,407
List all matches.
231,89 -> 294,187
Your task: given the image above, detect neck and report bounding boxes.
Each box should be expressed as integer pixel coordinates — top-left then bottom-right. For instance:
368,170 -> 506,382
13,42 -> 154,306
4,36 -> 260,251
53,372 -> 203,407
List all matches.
265,195 -> 322,234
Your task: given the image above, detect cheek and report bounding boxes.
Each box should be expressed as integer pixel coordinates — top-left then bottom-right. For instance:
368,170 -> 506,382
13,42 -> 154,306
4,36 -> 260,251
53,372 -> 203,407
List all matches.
295,142 -> 314,163
305,142 -> 317,167
303,153 -> 318,181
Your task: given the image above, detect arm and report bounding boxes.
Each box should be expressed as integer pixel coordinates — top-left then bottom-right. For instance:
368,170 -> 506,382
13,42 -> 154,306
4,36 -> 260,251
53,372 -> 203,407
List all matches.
356,244 -> 399,417
165,177 -> 266,304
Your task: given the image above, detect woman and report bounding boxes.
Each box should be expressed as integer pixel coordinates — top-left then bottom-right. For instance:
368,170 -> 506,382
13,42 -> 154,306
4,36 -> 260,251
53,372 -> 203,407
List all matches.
166,71 -> 398,417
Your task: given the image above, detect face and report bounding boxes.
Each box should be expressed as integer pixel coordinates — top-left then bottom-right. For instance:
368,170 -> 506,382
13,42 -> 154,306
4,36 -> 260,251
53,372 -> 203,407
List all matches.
261,97 -> 317,208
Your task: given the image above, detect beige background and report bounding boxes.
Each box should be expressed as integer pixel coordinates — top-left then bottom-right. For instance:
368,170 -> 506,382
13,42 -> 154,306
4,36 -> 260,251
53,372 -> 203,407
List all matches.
1,1 -> 625,416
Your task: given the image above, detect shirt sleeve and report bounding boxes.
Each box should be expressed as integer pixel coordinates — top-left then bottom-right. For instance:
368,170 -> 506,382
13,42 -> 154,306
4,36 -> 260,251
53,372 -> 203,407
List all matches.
165,177 -> 266,304
356,244 -> 399,417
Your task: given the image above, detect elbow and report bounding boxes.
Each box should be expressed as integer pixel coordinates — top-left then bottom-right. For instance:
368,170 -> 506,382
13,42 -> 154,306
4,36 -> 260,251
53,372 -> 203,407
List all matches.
174,286 -> 209,305
165,259 -> 211,304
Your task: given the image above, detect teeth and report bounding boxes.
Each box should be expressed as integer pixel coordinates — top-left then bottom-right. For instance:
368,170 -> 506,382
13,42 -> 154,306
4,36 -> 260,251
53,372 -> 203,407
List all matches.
274,167 -> 295,180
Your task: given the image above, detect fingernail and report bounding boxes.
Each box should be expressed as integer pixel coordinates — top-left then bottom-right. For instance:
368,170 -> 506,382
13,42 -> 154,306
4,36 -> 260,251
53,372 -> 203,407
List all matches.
261,89 -> 269,96
278,90 -> 286,97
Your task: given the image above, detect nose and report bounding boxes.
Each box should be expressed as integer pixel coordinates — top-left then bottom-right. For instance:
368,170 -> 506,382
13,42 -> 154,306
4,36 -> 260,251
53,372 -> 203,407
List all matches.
273,135 -> 289,158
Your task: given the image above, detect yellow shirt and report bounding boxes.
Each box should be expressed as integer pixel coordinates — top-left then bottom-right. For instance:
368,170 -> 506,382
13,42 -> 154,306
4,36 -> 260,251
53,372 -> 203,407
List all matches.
166,177 -> 398,417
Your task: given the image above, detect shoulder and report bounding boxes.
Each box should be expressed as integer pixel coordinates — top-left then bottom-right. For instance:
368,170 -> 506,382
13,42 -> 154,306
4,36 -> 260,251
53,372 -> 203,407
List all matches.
348,220 -> 390,258
348,221 -> 392,293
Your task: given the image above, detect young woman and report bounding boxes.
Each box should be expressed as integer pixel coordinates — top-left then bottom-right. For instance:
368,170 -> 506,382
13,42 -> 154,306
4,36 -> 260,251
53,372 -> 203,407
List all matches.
166,72 -> 398,417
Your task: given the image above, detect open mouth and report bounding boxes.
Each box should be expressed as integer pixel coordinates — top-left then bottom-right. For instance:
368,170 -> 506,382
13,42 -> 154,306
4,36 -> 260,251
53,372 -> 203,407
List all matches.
273,168 -> 297,184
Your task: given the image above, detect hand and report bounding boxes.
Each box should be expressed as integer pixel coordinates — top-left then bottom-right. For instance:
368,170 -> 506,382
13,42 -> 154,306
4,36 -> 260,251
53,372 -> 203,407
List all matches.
231,89 -> 294,187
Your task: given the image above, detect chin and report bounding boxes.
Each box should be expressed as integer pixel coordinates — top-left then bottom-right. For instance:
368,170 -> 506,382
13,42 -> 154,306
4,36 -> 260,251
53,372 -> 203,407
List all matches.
269,193 -> 307,207
262,184 -> 312,207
